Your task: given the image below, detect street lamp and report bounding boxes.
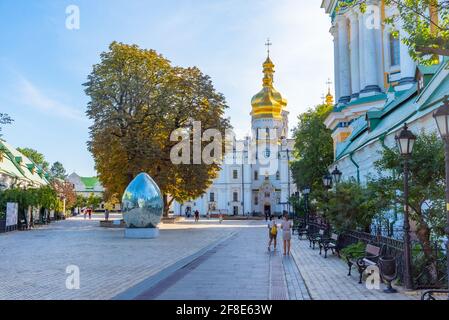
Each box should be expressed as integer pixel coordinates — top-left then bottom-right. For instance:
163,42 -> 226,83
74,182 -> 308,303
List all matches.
323,174 -> 333,190
395,122 -> 416,290
433,95 -> 449,297
302,186 -> 311,224
331,166 -> 342,185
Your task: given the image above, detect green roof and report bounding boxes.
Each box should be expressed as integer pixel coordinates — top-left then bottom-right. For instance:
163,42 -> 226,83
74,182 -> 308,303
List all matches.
335,61 -> 449,161
80,177 -> 99,188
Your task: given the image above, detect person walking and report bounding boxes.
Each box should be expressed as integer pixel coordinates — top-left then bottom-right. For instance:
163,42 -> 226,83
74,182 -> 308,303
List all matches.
194,210 -> 200,222
281,213 -> 293,256
82,207 -> 87,220
88,207 -> 92,220
267,215 -> 277,252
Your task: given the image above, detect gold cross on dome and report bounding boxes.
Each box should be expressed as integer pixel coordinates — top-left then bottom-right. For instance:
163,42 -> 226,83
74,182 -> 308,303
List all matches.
265,38 -> 272,56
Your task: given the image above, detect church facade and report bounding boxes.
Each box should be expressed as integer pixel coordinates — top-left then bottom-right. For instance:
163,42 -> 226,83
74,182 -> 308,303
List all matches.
172,54 -> 297,216
321,0 -> 448,184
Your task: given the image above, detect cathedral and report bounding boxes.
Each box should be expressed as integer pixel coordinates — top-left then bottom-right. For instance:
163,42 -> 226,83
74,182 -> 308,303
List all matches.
172,51 -> 297,217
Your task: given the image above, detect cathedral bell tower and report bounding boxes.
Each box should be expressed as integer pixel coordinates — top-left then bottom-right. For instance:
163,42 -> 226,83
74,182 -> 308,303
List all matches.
250,40 -> 288,141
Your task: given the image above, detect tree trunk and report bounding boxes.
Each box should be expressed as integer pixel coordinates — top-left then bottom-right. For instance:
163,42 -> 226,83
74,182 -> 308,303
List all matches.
163,194 -> 169,218
415,217 -> 438,283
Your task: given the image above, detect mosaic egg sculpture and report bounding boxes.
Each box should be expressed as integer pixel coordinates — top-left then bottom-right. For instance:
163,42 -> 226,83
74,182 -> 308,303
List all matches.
121,173 -> 164,228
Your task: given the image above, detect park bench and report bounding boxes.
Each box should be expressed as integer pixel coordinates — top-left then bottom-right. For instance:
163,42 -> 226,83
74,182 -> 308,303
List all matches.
346,243 -> 381,284
308,229 -> 325,250
319,233 -> 341,258
297,224 -> 309,240
421,290 -> 449,300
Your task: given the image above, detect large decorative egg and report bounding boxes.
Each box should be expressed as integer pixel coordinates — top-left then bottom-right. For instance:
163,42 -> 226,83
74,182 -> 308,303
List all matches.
121,173 -> 164,228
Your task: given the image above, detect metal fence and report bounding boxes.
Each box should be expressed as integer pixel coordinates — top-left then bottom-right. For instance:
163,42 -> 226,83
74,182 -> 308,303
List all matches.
303,217 -> 448,289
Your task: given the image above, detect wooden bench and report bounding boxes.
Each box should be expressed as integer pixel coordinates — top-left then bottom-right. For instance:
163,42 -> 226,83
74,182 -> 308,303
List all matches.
319,233 -> 341,258
308,229 -> 325,250
297,225 -> 309,240
346,244 -> 381,284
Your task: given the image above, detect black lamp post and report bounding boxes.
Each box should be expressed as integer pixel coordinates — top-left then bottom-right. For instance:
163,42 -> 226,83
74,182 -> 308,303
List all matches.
323,174 -> 333,190
432,95 -> 449,298
395,123 -> 416,290
302,186 -> 311,224
331,166 -> 342,186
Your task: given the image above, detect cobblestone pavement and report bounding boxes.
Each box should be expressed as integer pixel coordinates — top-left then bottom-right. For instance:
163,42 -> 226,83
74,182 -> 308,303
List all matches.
143,220 -> 309,300
0,216 -> 421,300
290,236 -> 418,300
0,215 -> 236,300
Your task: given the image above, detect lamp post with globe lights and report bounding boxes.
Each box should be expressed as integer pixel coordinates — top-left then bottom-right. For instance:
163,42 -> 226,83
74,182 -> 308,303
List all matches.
395,123 -> 416,290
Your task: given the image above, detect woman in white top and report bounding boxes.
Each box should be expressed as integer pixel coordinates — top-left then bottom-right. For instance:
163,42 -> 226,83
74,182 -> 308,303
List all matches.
281,213 -> 293,256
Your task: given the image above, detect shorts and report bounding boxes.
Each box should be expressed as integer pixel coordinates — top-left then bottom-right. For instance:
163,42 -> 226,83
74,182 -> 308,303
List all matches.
269,232 -> 277,240
283,231 -> 292,241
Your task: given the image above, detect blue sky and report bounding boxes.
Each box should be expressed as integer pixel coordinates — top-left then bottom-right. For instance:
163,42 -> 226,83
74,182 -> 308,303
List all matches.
0,0 -> 333,176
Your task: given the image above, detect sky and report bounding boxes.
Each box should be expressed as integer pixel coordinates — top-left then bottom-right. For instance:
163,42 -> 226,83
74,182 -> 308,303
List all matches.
0,0 -> 334,176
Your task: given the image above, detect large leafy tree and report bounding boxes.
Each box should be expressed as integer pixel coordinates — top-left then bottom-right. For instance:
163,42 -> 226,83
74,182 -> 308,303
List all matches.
370,131 -> 446,281
0,113 -> 13,137
17,147 -> 49,171
85,42 -> 231,215
291,103 -> 334,192
340,0 -> 449,64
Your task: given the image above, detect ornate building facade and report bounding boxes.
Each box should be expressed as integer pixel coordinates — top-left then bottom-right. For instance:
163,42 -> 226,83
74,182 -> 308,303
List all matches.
172,54 -> 297,216
321,0 -> 448,184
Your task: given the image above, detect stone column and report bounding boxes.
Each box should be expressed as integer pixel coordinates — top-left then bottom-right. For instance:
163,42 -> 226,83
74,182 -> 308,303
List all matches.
398,18 -> 416,86
358,8 -> 366,93
336,15 -> 351,104
360,3 -> 381,94
348,10 -> 360,99
331,25 -> 341,101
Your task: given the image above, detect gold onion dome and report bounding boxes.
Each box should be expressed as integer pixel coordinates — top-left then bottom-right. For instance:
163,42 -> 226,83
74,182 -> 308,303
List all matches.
325,88 -> 334,106
251,56 -> 287,120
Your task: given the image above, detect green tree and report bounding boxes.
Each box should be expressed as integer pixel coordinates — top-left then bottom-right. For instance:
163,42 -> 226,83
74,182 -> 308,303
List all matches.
371,131 -> 446,281
85,42 -> 231,216
86,193 -> 102,209
340,0 -> 449,64
0,113 -> 13,137
50,161 -> 67,180
316,180 -> 379,232
291,103 -> 334,192
16,147 -> 49,170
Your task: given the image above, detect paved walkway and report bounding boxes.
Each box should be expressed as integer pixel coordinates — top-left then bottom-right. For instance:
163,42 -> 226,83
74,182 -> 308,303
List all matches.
0,215 -> 236,300
0,217 -> 421,300
131,220 -> 310,300
290,236 -> 416,300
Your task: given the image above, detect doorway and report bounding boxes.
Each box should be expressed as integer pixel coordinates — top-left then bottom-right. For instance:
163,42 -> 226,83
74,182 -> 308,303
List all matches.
264,205 -> 271,217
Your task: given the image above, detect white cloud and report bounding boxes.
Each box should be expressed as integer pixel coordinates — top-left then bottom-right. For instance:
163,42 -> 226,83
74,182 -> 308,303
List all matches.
17,77 -> 87,122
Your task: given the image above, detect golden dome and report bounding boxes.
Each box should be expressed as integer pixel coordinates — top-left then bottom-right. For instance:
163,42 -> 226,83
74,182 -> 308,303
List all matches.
325,88 -> 334,106
251,56 -> 287,120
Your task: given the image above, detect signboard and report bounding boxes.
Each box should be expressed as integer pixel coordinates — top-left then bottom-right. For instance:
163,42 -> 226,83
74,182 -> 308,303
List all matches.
6,202 -> 18,227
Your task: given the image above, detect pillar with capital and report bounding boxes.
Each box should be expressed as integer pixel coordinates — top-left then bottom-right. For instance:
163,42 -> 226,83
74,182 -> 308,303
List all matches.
348,9 -> 360,99
398,19 -> 416,87
360,1 -> 381,95
331,25 -> 341,102
336,15 -> 351,104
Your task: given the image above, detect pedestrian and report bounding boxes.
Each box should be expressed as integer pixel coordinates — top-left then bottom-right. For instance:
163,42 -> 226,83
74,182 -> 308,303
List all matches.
82,207 -> 87,220
105,209 -> 110,221
194,210 -> 199,222
88,207 -> 92,220
267,215 -> 277,252
219,213 -> 223,224
281,213 -> 293,256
